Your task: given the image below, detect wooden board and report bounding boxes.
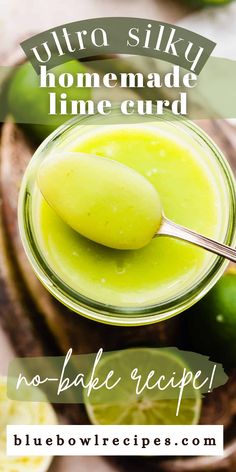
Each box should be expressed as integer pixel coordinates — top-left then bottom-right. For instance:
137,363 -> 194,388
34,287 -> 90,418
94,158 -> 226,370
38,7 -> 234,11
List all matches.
1,117 -> 236,471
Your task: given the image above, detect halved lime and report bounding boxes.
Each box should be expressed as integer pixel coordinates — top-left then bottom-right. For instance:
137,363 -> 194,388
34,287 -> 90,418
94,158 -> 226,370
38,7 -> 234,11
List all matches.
0,376 -> 57,472
84,348 -> 201,425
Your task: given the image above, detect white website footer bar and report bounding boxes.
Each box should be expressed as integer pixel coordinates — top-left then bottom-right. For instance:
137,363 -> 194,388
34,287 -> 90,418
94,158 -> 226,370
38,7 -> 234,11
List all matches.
7,425 -> 223,456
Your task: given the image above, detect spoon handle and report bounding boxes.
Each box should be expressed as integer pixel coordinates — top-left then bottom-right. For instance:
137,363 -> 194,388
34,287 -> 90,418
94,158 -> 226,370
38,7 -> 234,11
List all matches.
157,217 -> 236,263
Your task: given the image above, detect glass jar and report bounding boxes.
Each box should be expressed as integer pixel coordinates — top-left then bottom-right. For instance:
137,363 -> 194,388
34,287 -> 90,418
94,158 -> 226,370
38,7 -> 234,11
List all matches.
18,111 -> 236,326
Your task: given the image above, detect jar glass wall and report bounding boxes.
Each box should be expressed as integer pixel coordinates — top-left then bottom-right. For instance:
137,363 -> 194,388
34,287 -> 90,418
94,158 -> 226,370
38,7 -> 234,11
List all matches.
18,111 -> 236,326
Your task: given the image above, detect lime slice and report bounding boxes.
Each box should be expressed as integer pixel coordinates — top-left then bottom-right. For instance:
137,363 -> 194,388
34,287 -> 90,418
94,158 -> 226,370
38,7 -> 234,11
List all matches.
84,348 -> 201,426
0,376 -> 57,472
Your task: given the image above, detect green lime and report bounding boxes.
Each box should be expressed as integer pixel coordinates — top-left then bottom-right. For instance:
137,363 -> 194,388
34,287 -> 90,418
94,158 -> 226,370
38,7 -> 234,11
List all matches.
83,348 -> 201,425
185,0 -> 233,5
185,271 -> 236,366
7,60 -> 91,142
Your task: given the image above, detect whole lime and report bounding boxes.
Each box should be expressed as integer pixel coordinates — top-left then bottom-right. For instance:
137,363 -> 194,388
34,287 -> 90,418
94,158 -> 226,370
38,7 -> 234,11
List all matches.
8,60 -> 91,142
185,271 -> 236,366
185,0 -> 233,5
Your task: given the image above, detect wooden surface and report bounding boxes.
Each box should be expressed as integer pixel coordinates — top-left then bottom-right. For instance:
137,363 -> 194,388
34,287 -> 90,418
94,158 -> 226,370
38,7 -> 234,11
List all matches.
0,3 -> 190,472
1,117 -> 236,472
0,0 -> 191,369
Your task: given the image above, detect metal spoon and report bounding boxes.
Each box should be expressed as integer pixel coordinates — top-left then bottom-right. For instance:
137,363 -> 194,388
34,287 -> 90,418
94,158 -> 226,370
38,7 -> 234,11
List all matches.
40,150 -> 236,260
156,214 -> 236,263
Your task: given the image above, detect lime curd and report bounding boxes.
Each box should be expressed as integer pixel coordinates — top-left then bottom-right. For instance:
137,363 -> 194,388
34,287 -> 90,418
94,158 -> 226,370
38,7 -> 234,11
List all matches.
37,153 -> 163,250
31,121 -> 229,310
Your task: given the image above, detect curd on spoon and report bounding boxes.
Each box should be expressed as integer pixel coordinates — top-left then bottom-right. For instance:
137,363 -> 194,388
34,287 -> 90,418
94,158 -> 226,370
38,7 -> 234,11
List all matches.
37,152 -> 163,250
